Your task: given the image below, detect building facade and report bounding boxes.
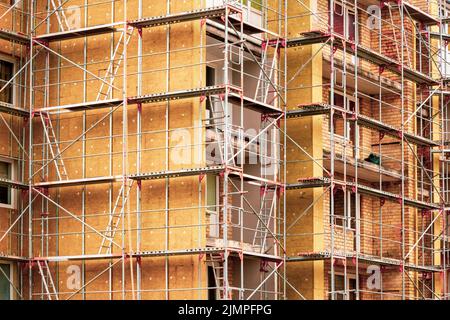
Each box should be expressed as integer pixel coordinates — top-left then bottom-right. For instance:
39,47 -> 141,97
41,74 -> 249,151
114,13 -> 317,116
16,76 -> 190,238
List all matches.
0,0 -> 448,300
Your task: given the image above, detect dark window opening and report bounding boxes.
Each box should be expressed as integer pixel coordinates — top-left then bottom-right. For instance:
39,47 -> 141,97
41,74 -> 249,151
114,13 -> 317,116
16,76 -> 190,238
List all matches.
0,264 -> 11,300
206,66 -> 216,87
208,266 -> 217,300
205,66 -> 216,128
0,0 -> 16,6
0,162 -> 11,205
329,92 -> 356,143
330,189 -> 356,229
330,274 -> 357,300
0,60 -> 13,104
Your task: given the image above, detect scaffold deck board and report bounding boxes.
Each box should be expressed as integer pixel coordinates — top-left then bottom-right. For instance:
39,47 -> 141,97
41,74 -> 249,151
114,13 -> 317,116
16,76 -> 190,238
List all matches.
288,251 -> 442,272
286,103 -> 332,117
404,131 -> 439,147
128,85 -> 240,104
0,178 -> 28,190
128,86 -> 279,113
286,30 -> 330,47
36,246 -> 282,262
0,28 -> 30,44
35,176 -> 121,188
286,177 -> 439,210
287,31 -> 438,85
35,23 -> 119,42
39,98 -> 123,113
0,102 -> 29,117
287,103 -> 439,147
31,167 -> 279,187
0,254 -> 28,263
285,177 -> 331,189
130,166 -> 225,180
39,94 -> 280,114
428,31 -> 450,42
400,2 -> 440,25
128,5 -> 239,28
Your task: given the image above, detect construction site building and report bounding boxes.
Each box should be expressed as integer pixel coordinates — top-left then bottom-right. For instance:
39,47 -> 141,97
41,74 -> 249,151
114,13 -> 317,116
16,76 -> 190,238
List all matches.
0,0 -> 448,300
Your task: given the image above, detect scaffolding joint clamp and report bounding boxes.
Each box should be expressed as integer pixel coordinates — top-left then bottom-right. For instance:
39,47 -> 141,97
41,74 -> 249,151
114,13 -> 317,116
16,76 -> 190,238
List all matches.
259,259 -> 269,272
33,38 -> 49,48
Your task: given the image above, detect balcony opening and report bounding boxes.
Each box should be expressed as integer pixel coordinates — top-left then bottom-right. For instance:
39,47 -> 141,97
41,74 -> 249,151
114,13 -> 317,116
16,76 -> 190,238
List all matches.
0,263 -> 11,300
206,174 -> 220,238
330,188 -> 357,230
329,92 -> 356,145
330,274 -> 357,300
330,1 -> 356,41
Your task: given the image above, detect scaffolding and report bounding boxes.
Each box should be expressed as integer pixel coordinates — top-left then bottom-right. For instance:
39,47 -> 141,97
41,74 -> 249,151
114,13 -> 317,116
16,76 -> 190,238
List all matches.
0,0 -> 286,300
0,0 -> 449,301
283,0 -> 449,300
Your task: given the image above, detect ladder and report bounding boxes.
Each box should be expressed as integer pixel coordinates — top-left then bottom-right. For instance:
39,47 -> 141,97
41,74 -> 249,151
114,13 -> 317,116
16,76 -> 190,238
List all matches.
36,260 -> 59,300
98,180 -> 134,254
96,28 -> 134,101
39,112 -> 69,181
253,113 -> 279,251
207,96 -> 225,165
387,4 -> 411,68
50,0 -> 70,31
254,40 -> 269,102
218,97 -> 236,166
254,39 -> 280,104
207,253 -> 229,300
252,185 -> 276,252
206,95 -> 236,166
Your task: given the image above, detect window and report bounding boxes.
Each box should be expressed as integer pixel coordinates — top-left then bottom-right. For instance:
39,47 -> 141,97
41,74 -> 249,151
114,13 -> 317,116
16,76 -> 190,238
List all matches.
329,92 -> 356,143
0,0 -> 17,5
448,271 -> 450,295
441,45 -> 450,78
206,66 -> 216,127
330,274 -> 356,300
0,263 -> 11,300
0,60 -> 14,104
331,2 -> 356,41
330,188 -> 357,229
447,217 -> 450,237
243,0 -> 262,10
0,161 -> 12,206
206,66 -> 216,87
207,266 -> 217,300
207,174 -> 219,238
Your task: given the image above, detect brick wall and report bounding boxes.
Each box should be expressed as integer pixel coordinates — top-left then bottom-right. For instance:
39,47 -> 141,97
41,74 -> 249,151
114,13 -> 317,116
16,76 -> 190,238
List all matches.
310,0 -> 432,299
